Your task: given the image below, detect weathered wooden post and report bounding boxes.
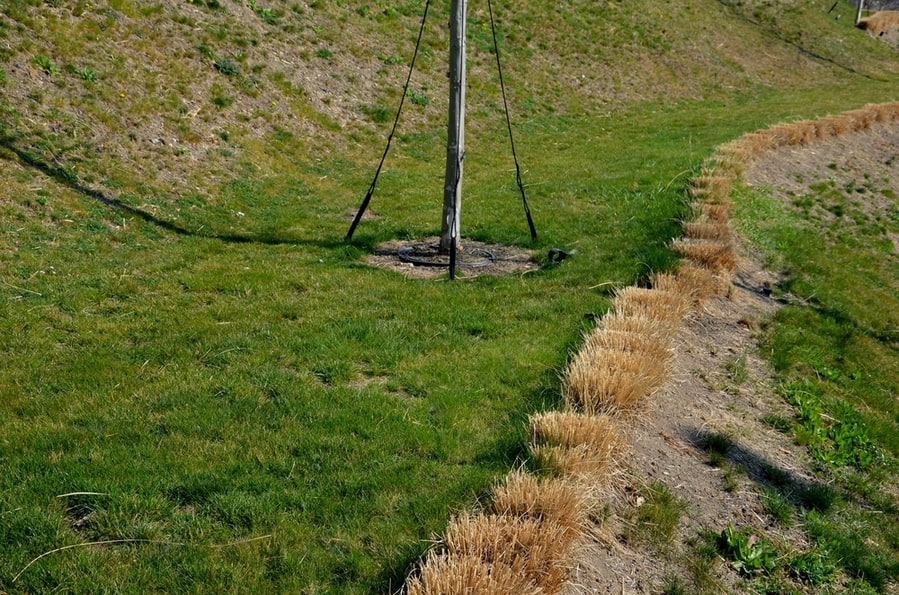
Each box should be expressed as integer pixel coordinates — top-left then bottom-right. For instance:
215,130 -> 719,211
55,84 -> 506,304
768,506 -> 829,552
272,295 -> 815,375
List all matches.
440,0 -> 466,254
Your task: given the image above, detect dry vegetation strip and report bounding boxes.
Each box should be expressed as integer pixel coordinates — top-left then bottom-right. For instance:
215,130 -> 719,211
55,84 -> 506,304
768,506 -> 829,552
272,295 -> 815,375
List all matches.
400,101 -> 899,594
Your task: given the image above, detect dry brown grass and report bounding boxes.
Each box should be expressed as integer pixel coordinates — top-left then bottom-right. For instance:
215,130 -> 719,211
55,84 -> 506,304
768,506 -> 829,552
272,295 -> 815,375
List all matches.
650,268 -> 713,307
826,113 -> 853,135
737,130 -> 778,157
405,552 -> 544,595
599,312 -> 679,344
442,513 -> 572,594
695,201 -> 733,224
649,271 -> 687,293
612,286 -> 693,323
846,108 -> 877,132
865,101 -> 899,123
563,346 -> 669,413
582,327 -> 674,364
766,122 -> 817,147
712,145 -> 751,175
489,471 -> 585,537
689,174 -> 733,203
530,411 -> 626,479
671,237 -> 736,272
857,11 -> 899,35
811,117 -> 840,140
683,221 -> 731,241
673,261 -> 729,300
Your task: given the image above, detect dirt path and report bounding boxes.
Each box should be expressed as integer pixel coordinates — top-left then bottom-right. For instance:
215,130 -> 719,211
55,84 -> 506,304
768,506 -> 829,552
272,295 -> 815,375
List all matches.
564,246 -> 799,594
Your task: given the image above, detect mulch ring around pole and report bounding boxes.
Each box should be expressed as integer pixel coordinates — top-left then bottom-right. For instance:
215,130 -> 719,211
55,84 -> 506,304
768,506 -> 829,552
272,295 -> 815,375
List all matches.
367,237 -> 539,279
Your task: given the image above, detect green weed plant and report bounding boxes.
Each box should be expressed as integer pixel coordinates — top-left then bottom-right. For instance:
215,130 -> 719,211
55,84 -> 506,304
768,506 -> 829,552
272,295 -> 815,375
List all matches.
716,525 -> 777,576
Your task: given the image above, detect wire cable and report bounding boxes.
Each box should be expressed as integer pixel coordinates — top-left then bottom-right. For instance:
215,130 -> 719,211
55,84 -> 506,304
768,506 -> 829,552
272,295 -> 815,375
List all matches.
487,0 -> 537,241
346,0 -> 432,240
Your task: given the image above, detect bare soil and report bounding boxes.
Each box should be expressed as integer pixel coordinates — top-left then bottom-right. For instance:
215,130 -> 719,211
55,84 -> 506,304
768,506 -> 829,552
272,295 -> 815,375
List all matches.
564,247 -> 794,594
563,124 -> 899,594
366,237 -> 539,279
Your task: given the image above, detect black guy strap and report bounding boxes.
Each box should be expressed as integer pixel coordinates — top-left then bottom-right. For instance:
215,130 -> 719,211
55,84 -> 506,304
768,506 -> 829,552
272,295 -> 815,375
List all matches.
346,0 -> 432,241
487,0 -> 537,241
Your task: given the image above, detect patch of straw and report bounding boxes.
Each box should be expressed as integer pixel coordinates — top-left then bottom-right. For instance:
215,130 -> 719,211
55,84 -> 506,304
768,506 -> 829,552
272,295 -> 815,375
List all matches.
599,312 -> 678,344
563,347 -> 669,413
530,411 -> 626,479
767,122 -> 817,147
712,145 -> 750,174
846,108 -> 875,132
682,221 -> 730,241
812,118 -> 838,139
444,513 -> 571,593
489,470 -> 585,537
689,174 -> 733,203
866,102 -> 899,123
673,261 -> 728,301
819,114 -> 850,136
612,286 -> 692,322
695,201 -> 732,224
582,327 -> 674,364
739,130 -> 778,156
406,553 -> 543,595
671,238 -> 736,272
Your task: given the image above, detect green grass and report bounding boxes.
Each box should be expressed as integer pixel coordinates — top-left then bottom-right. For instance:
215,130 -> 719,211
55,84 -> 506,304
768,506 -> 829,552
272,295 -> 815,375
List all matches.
2,0 -> 899,592
0,108 -> 696,593
624,481 -> 688,552
732,131 -> 899,592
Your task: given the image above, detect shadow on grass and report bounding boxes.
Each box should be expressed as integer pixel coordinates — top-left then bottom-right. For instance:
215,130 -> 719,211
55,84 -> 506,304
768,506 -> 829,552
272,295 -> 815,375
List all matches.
683,427 -> 837,513
684,427 -> 899,588
1,136 -> 353,251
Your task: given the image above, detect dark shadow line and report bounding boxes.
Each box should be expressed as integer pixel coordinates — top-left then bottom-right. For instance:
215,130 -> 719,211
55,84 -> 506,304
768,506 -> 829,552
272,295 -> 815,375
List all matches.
774,280 -> 899,351
1,137 -> 346,250
682,425 -> 832,510
712,0 -> 888,82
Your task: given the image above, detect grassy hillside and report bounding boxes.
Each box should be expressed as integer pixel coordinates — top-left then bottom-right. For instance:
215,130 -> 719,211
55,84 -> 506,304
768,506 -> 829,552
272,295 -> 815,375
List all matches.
1,0 -> 897,593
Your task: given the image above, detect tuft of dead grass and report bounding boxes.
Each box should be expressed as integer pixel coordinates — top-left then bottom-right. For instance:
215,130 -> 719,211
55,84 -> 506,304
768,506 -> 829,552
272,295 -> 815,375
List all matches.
612,286 -> 693,323
671,237 -> 736,272
489,471 -> 586,537
405,553 -> 544,595
443,513 -> 572,594
765,122 -> 817,147
682,221 -> 731,241
689,174 -> 733,203
857,11 -> 899,35
563,347 -> 669,413
581,327 -> 674,364
711,146 -> 751,175
530,411 -> 626,479
865,101 -> 899,123
672,262 -> 729,300
695,201 -> 733,223
599,312 -> 679,344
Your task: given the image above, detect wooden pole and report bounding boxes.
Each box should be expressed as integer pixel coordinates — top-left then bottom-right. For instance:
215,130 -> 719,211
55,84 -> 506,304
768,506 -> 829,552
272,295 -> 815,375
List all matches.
440,0 -> 466,254
856,0 -> 865,25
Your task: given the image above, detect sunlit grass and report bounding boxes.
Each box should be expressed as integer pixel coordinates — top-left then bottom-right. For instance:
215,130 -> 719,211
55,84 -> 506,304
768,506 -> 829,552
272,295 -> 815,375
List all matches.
2,0 -> 899,591
731,117 -> 899,592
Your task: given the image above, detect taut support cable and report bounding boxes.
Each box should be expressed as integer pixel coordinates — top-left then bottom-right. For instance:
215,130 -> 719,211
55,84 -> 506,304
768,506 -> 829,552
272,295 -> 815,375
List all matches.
487,0 -> 537,241
346,0 -> 432,240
